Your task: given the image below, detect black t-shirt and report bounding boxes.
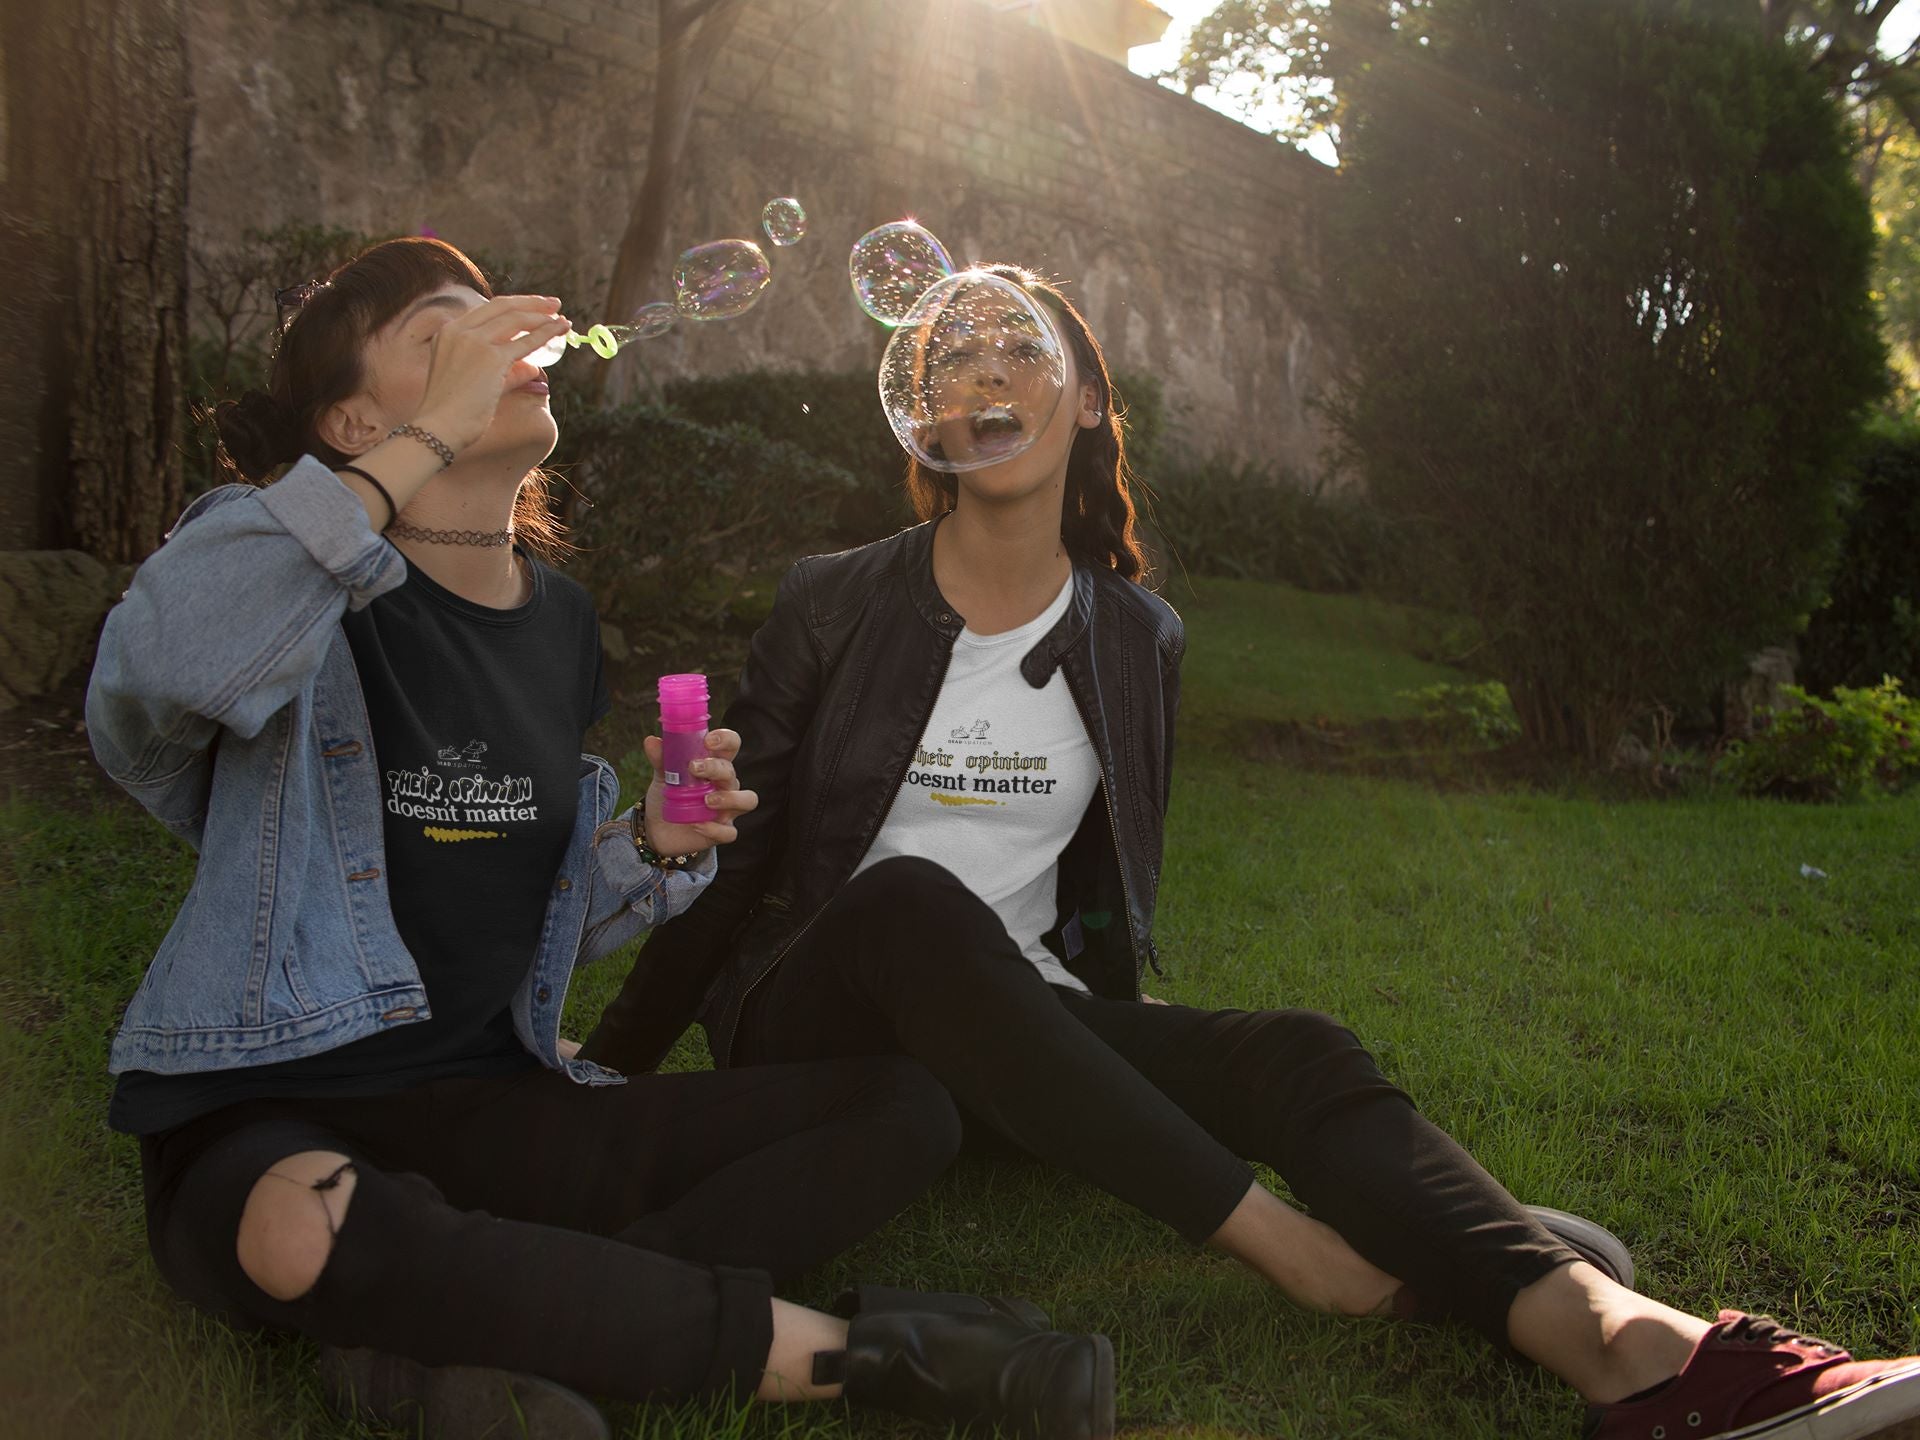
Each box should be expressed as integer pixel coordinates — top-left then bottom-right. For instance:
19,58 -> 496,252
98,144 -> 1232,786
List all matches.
110,551 -> 610,1135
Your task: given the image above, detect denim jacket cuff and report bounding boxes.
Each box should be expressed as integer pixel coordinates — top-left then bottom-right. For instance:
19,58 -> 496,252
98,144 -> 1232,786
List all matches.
655,847 -> 717,924
257,456 -> 404,609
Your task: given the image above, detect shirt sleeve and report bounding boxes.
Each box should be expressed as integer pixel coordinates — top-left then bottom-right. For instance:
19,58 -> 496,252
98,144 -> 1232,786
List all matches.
587,637 -> 612,729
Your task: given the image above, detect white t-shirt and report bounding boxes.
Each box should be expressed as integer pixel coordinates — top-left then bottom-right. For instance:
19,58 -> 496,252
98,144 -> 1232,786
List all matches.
853,574 -> 1100,991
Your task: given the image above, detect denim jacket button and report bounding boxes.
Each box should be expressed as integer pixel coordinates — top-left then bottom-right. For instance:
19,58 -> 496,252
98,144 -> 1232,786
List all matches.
536,985 -> 552,1004
555,877 -> 572,892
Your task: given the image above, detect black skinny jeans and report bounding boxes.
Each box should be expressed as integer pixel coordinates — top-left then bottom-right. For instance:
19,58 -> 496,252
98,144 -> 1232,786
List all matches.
734,856 -> 1579,1346
136,1057 -> 960,1401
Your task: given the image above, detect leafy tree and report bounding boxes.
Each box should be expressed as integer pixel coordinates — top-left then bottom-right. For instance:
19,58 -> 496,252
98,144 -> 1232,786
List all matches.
1168,0 -> 1920,162
1162,0 -> 1427,158
1331,0 -> 1885,759
1760,0 -> 1920,141
1865,98 -> 1920,392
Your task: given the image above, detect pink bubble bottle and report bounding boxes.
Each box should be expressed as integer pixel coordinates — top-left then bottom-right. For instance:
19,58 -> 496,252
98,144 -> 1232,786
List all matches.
657,673 -> 715,824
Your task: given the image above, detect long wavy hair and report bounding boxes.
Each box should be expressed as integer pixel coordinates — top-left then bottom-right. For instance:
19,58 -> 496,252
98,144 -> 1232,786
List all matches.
211,236 -> 568,559
904,264 -> 1149,584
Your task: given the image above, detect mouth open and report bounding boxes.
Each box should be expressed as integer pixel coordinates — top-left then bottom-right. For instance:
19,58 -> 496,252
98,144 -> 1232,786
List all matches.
970,404 -> 1023,440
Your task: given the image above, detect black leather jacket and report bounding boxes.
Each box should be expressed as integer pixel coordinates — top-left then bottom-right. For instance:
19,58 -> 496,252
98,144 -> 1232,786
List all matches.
579,518 -> 1185,1074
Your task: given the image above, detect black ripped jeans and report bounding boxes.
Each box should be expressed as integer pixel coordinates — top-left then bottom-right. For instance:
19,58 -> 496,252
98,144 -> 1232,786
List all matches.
734,856 -> 1579,1346
134,1056 -> 961,1401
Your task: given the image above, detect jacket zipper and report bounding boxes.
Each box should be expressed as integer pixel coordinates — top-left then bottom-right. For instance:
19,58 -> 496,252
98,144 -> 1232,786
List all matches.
733,644 -> 960,1030
1064,667 -> 1143,994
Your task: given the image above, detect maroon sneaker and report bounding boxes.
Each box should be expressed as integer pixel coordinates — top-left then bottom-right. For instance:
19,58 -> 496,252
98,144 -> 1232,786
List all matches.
1585,1311 -> 1920,1440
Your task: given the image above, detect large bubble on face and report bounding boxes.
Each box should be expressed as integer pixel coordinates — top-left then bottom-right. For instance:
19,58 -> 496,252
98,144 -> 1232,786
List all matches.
878,271 -> 1067,474
674,239 -> 772,321
850,221 -> 956,326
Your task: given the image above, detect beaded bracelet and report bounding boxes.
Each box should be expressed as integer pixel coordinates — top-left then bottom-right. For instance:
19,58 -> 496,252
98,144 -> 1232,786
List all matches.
388,422 -> 456,468
630,797 -> 706,871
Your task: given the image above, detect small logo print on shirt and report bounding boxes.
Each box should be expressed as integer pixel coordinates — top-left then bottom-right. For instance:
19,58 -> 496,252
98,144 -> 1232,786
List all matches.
948,718 -> 991,744
435,739 -> 489,767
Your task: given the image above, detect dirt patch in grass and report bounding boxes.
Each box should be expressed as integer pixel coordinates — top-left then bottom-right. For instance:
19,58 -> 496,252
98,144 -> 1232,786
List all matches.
0,674 -> 116,807
1228,715 -> 1688,797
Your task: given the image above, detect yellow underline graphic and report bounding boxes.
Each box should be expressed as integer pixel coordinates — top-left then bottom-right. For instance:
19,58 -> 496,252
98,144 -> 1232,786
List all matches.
423,826 -> 506,842
930,792 -> 1002,807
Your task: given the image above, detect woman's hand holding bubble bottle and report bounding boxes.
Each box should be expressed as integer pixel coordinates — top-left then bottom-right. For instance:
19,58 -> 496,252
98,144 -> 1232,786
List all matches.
643,673 -> 758,855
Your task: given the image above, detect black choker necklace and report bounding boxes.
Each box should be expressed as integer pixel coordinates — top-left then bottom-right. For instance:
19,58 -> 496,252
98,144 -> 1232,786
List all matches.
387,521 -> 513,548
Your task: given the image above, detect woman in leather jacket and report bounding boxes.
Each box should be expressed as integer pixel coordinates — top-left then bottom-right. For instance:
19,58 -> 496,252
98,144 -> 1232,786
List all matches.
581,264 -> 1920,1440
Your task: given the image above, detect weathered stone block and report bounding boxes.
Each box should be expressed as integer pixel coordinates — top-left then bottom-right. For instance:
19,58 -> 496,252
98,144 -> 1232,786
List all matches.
0,551 -> 131,711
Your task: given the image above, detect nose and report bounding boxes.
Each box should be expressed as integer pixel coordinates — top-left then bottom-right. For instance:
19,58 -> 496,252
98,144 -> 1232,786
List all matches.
969,355 -> 1010,392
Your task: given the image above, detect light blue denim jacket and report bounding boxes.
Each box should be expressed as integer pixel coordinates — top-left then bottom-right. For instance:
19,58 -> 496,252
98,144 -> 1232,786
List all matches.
86,456 -> 711,1084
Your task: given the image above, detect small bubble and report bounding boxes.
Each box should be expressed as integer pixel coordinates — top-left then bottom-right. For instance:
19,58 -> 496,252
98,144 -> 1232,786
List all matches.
674,239 -> 773,322
761,196 -> 807,247
850,220 -> 957,326
630,301 -> 676,339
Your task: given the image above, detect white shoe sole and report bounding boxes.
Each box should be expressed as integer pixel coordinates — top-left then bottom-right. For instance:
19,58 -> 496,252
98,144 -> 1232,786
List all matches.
1718,1359 -> 1920,1440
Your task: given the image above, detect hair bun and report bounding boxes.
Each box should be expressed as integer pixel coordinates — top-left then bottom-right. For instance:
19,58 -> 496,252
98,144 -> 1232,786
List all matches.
213,390 -> 300,481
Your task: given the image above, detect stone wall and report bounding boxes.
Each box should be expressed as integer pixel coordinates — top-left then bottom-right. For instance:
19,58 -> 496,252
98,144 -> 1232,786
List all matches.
189,0 -> 1339,470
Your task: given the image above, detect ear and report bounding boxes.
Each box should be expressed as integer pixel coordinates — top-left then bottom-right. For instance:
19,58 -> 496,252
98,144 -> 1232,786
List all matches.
316,396 -> 386,459
1075,383 -> 1103,429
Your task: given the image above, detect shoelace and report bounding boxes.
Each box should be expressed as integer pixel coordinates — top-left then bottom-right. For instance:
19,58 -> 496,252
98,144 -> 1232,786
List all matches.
1723,1314 -> 1847,1358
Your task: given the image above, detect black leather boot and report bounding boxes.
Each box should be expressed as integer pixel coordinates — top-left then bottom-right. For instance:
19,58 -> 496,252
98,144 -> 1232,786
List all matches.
819,1310 -> 1115,1440
318,1345 -> 610,1440
833,1281 -> 1050,1329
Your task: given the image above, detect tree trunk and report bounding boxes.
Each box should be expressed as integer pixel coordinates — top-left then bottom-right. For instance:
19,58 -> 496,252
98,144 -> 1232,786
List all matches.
589,0 -> 750,409
64,0 -> 193,565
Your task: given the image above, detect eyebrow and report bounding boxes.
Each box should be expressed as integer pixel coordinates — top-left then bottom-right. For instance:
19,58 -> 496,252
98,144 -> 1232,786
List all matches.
398,293 -> 471,327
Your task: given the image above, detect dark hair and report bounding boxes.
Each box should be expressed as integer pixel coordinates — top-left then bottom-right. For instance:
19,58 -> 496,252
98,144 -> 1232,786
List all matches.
904,264 -> 1149,584
213,236 -> 567,558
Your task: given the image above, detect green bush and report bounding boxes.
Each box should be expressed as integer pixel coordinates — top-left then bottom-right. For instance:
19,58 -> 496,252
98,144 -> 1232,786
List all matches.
1109,370 -> 1168,480
1718,678 -> 1920,801
1397,681 -> 1522,747
1141,457 -> 1407,595
555,402 -> 858,643
1799,419 -> 1920,692
661,367 -> 1171,552
1333,0 -> 1885,760
660,369 -> 911,543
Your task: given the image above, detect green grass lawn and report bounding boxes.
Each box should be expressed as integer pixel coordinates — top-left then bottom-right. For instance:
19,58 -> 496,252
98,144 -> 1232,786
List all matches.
2,576 -> 1915,1439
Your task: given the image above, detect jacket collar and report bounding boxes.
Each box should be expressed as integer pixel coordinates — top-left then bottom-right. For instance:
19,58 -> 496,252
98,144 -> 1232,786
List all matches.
903,513 -> 1095,688
1020,564 -> 1094,689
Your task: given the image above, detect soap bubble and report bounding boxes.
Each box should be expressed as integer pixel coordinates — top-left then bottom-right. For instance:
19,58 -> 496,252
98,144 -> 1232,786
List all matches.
674,239 -> 772,321
762,197 -> 807,247
630,301 -> 676,338
878,270 -> 1066,473
850,221 -> 956,326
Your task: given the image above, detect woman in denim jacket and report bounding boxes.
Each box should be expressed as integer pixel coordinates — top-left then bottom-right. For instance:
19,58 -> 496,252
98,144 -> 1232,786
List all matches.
87,238 -> 1115,1440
